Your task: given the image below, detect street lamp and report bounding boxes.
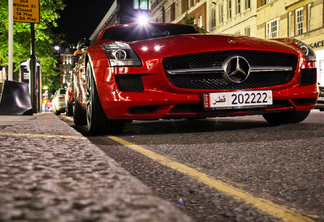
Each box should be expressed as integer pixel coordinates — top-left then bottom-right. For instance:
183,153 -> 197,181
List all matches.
54,45 -> 60,52
137,13 -> 149,25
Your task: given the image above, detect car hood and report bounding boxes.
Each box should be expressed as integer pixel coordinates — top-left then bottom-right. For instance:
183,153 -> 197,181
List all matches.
127,34 -> 299,58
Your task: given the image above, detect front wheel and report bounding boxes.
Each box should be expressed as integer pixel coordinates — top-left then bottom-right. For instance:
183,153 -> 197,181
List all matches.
53,104 -> 59,115
262,110 -> 310,125
86,61 -> 124,135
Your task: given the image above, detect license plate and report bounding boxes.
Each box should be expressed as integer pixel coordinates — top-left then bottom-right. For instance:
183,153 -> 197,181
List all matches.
204,90 -> 273,110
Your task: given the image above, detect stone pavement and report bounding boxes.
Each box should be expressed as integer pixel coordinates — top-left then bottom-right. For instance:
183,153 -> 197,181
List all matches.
0,113 -> 194,222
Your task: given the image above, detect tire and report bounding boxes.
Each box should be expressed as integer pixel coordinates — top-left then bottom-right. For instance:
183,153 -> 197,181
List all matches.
86,61 -> 124,135
53,104 -> 59,115
73,87 -> 86,126
262,110 -> 310,125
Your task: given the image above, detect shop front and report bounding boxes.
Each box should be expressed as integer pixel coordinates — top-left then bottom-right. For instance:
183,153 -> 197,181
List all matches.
304,34 -> 324,85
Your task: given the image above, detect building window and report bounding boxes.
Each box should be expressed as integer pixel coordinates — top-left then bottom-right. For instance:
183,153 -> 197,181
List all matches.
260,0 -> 273,6
307,4 -> 311,32
295,7 -> 303,35
188,0 -> 191,9
288,12 -> 292,37
245,0 -> 250,10
134,0 -> 139,9
227,0 -> 232,19
198,15 -> 203,28
193,0 -> 196,6
236,0 -> 241,15
211,8 -> 216,28
245,27 -> 250,36
266,18 -> 279,39
133,0 -> 151,10
219,3 -> 224,23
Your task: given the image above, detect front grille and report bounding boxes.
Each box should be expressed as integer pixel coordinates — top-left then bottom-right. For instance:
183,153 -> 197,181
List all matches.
163,50 -> 298,89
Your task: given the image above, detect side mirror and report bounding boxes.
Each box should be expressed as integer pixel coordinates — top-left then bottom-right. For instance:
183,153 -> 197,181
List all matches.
72,55 -> 80,65
77,38 -> 90,52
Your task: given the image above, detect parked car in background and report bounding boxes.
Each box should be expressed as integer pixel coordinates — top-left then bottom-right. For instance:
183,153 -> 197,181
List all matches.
65,83 -> 73,116
73,23 -> 318,135
52,88 -> 66,115
315,85 -> 324,111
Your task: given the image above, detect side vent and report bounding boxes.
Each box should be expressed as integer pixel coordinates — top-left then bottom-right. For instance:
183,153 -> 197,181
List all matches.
300,68 -> 316,85
115,75 -> 144,91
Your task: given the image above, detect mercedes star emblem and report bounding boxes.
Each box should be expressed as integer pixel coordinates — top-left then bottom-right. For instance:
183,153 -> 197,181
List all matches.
222,56 -> 251,84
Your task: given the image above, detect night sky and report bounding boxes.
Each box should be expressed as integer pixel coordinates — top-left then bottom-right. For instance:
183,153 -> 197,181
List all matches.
53,0 -> 114,45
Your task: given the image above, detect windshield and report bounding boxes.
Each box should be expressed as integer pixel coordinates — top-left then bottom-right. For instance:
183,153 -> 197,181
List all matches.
59,88 -> 66,94
101,24 -> 206,42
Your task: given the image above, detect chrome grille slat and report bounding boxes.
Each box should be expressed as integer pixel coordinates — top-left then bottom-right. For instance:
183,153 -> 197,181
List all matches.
166,66 -> 293,75
250,66 -> 293,72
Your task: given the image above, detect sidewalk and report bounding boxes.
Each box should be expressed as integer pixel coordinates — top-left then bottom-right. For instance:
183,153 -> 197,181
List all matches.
0,113 -> 194,221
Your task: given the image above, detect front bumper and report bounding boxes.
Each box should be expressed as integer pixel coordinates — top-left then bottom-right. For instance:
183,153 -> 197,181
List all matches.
55,100 -> 66,112
99,84 -> 318,120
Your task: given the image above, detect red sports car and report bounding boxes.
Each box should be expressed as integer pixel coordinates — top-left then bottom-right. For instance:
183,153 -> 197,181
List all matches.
72,23 -> 318,135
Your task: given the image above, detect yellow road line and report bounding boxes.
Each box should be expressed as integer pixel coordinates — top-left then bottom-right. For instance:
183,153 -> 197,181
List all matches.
0,132 -> 86,140
108,135 -> 318,222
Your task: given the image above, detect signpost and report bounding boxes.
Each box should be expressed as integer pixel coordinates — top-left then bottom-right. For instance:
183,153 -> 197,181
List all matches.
12,0 -> 40,113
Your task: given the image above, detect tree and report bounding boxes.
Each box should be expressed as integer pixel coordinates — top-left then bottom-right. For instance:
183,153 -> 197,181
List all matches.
0,0 -> 66,90
182,11 -> 196,26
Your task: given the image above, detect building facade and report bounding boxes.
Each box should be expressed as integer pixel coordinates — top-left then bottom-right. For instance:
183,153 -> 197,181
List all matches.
59,48 -> 73,84
150,0 -> 208,29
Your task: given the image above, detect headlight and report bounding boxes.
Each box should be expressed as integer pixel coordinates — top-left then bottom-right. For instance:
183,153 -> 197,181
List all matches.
101,42 -> 142,67
295,40 -> 316,62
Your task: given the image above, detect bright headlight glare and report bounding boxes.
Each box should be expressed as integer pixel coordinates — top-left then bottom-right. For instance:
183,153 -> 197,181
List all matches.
295,40 -> 316,62
101,42 -> 141,67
